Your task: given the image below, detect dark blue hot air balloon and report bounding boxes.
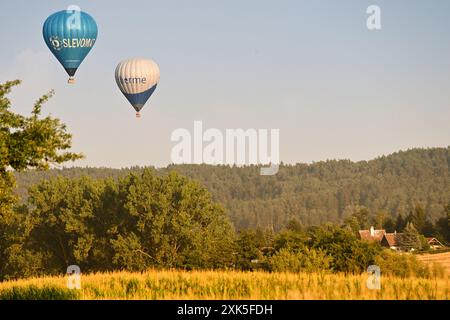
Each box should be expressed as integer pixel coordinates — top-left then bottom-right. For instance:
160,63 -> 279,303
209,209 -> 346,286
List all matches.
43,8 -> 98,84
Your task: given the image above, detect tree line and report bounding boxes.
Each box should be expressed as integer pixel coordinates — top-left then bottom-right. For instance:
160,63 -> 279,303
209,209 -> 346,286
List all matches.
1,80 -> 449,281
2,170 -> 448,280
15,148 -> 450,231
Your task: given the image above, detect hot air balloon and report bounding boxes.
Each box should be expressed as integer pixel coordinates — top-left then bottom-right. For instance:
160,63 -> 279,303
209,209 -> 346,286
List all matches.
43,8 -> 98,84
115,58 -> 160,118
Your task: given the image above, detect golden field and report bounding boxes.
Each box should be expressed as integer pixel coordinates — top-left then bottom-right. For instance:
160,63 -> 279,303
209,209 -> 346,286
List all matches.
0,270 -> 448,300
417,252 -> 450,275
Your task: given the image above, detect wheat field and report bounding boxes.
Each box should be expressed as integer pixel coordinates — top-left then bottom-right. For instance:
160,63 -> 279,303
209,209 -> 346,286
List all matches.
0,270 -> 448,300
417,252 -> 450,275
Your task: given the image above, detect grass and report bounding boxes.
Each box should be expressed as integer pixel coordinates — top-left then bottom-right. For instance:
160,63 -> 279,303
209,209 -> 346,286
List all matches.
0,270 -> 448,300
417,252 -> 450,275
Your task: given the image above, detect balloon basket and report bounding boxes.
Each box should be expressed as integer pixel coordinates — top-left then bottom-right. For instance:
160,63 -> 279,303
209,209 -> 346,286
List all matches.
68,78 -> 76,84
136,112 -> 141,119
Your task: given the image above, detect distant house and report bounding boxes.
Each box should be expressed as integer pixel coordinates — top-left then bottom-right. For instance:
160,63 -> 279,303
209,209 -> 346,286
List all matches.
359,227 -> 447,252
426,237 -> 445,250
359,226 -> 403,251
381,232 -> 402,251
358,226 -> 386,243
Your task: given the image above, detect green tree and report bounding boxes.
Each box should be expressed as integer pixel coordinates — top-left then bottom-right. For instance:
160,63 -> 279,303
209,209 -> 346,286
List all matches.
111,170 -> 235,270
395,214 -> 406,232
434,201 -> 450,244
235,230 -> 263,270
410,204 -> 427,234
421,220 -> 436,238
1,176 -> 114,278
352,207 -> 371,230
274,230 -> 308,252
0,80 -> 82,279
3,170 -> 236,278
373,210 -> 388,229
267,247 -> 331,273
382,216 -> 396,233
398,223 -> 422,251
309,225 -> 380,273
343,216 -> 360,234
286,218 -> 304,232
0,80 -> 82,173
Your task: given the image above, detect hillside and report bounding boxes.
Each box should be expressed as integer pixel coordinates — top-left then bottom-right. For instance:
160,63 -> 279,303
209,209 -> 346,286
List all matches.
14,147 -> 450,230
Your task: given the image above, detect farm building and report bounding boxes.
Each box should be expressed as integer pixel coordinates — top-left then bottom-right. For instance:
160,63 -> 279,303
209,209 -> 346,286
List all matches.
359,227 -> 448,252
359,227 -> 403,251
358,226 -> 386,243
426,237 -> 445,250
380,232 -> 402,251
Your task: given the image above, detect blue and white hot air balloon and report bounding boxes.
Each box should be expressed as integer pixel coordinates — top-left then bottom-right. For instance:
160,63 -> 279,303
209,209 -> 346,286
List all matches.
43,8 -> 98,84
115,58 -> 160,118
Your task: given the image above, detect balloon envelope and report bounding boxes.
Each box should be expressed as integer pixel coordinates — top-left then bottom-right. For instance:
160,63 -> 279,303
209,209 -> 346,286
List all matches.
115,58 -> 160,115
43,10 -> 98,82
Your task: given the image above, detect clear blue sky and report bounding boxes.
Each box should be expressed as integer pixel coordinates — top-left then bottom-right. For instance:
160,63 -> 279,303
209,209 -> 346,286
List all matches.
1,0 -> 449,168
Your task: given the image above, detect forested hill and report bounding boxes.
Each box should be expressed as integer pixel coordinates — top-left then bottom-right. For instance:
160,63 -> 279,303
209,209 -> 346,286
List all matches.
14,147 -> 450,230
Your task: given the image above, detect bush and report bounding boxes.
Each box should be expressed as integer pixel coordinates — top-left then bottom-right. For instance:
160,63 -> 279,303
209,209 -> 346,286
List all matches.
267,247 -> 331,273
374,249 -> 445,279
